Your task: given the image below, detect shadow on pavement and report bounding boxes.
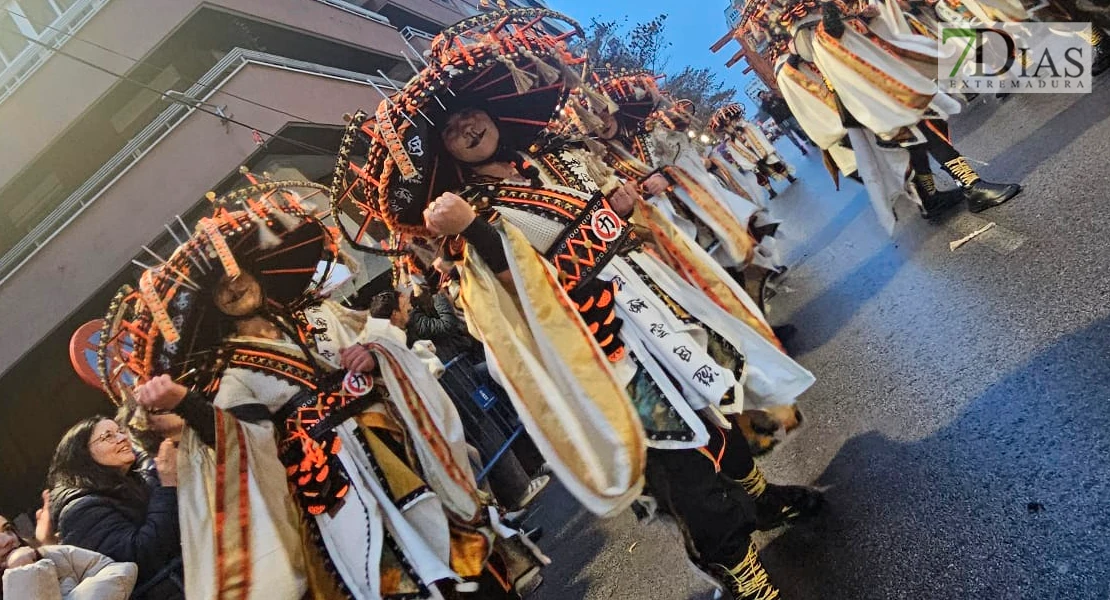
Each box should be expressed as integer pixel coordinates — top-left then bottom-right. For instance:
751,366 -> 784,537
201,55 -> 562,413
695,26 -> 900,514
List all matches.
975,88 -> 1110,180
783,187 -> 872,271
759,316 -> 1110,599
527,482 -> 719,600
783,224 -> 927,355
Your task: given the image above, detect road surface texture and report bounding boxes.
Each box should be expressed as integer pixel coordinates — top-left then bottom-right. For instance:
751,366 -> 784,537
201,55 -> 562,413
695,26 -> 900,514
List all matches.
525,78 -> 1110,600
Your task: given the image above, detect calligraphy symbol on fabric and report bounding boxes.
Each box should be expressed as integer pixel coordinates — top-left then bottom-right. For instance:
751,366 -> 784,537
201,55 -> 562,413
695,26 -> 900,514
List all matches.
693,365 -> 720,387
314,317 -> 327,327
590,208 -> 623,242
612,276 -> 626,291
321,350 -> 335,359
627,299 -> 647,314
407,135 -> 425,157
393,188 -> 415,207
673,345 -> 692,362
173,290 -> 192,311
316,332 -> 332,343
343,371 -> 373,396
649,323 -> 669,338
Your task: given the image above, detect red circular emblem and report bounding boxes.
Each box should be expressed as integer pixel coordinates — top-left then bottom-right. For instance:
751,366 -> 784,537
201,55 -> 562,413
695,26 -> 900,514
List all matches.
590,208 -> 623,243
69,319 -> 136,390
342,371 -> 373,396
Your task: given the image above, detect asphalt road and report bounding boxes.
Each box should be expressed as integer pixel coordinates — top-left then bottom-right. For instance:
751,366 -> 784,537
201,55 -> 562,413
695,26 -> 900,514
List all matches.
525,77 -> 1110,600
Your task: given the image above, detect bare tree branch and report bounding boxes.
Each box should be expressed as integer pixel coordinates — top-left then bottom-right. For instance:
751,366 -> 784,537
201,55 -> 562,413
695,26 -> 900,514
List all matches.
578,14 -> 736,117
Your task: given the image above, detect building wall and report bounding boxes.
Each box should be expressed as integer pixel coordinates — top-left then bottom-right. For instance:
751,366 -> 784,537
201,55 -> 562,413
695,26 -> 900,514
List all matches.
0,64 -> 377,372
0,0 -> 472,515
0,0 -> 411,193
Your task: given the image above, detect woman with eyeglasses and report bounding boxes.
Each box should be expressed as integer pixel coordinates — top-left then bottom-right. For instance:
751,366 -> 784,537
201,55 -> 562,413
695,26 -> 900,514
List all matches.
46,417 -> 183,599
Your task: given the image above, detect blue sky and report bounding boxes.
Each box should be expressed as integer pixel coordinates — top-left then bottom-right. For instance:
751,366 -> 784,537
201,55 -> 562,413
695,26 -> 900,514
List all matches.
549,0 -> 760,111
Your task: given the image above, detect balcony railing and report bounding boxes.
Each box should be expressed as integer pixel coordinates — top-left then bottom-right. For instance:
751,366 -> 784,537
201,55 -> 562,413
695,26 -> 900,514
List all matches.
309,0 -> 391,25
0,0 -> 396,106
0,48 -> 391,287
0,0 -> 112,105
399,25 -> 434,41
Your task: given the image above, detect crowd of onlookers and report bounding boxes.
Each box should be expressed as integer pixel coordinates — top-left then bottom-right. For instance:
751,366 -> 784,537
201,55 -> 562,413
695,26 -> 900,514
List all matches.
1,414 -> 182,599
366,256 -> 551,514
1,256 -> 546,600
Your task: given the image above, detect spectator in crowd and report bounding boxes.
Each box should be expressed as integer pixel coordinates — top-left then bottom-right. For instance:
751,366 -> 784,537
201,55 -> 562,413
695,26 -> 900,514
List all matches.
373,287 -> 551,511
759,89 -> 814,155
47,417 -> 183,599
372,287 -> 414,331
2,513 -> 137,600
407,285 -> 480,359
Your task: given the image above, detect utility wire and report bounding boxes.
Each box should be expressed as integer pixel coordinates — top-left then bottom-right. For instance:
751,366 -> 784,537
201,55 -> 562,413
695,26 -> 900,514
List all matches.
2,24 -> 342,157
4,7 -> 322,125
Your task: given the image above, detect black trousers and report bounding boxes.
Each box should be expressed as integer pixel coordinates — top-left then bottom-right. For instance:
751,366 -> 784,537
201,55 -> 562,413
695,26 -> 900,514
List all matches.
909,119 -> 961,174
645,424 -> 759,565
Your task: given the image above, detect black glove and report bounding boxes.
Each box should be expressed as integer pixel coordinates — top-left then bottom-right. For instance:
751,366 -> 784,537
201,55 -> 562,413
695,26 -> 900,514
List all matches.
822,2 -> 846,38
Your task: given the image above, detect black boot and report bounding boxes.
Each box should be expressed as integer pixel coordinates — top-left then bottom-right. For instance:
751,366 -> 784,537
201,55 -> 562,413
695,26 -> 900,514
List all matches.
913,172 -> 962,219
767,187 -> 778,199
771,324 -> 797,344
750,221 -> 780,240
710,540 -> 781,600
942,157 -> 1022,213
786,173 -> 797,183
1090,28 -> 1110,76
737,466 -> 825,531
964,180 -> 1023,212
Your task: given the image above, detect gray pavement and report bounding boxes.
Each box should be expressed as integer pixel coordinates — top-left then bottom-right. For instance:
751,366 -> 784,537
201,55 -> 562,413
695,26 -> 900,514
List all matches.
526,78 -> 1110,600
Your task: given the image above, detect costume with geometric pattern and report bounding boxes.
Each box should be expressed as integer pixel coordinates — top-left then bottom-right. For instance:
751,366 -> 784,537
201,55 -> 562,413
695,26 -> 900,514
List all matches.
98,183 -> 493,600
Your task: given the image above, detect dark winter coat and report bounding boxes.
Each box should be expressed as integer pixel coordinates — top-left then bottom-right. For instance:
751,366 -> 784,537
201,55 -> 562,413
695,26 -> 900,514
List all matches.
50,472 -> 183,599
407,292 -> 480,361
760,96 -> 796,125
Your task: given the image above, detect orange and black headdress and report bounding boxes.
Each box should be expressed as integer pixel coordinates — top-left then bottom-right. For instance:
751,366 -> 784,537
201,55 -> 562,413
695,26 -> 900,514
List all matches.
331,7 -> 586,243
648,97 -> 696,132
97,181 -> 338,404
708,103 -> 748,134
776,0 -> 824,35
593,69 -> 664,134
736,0 -> 776,30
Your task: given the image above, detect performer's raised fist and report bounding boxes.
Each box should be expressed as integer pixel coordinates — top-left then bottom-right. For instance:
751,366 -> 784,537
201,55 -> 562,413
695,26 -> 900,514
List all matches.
424,193 -> 476,236
135,374 -> 187,413
608,180 -> 642,217
641,173 -> 671,196
340,344 -> 377,374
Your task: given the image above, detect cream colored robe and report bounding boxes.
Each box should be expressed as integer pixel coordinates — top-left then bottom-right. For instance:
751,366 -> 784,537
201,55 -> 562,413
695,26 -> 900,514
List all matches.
178,302 -> 476,600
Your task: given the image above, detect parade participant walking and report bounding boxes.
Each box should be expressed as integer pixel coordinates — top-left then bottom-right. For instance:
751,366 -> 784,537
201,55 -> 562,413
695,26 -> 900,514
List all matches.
782,0 -> 1023,218
331,9 -> 647,521
567,74 -> 776,277
758,89 -> 812,154
99,181 -> 513,599
647,98 -> 788,275
331,8 -> 820,598
709,103 -> 797,200
562,78 -> 787,320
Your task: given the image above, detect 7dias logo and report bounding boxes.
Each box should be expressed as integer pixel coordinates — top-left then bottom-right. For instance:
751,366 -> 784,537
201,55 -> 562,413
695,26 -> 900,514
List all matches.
939,23 -> 1093,93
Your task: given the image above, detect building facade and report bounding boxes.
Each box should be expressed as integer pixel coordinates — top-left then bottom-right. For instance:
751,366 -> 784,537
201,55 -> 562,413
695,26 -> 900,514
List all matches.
0,0 -> 483,516
711,0 -> 779,92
